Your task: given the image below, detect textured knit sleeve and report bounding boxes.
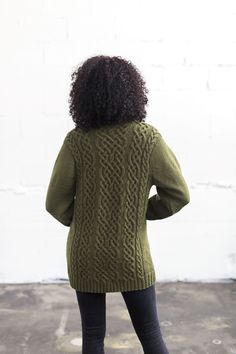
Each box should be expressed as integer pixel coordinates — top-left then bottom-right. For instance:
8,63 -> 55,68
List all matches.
146,134 -> 190,220
45,137 -> 76,227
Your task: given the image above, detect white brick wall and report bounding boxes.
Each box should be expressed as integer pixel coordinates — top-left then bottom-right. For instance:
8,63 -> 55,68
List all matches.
0,0 -> 236,283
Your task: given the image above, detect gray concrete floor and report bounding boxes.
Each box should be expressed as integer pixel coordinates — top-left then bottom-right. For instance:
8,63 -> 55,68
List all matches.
0,281 -> 236,354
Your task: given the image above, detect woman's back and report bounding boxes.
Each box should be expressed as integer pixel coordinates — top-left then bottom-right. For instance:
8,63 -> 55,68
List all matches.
45,120 -> 190,293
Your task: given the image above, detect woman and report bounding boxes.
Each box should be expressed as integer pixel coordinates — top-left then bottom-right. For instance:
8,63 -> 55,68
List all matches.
45,55 -> 190,354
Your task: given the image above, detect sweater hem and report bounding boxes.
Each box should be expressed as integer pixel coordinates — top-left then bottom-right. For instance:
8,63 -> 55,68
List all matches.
69,271 -> 156,293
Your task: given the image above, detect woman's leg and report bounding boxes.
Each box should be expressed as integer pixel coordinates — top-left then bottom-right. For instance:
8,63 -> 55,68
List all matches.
75,290 -> 106,354
121,284 -> 169,354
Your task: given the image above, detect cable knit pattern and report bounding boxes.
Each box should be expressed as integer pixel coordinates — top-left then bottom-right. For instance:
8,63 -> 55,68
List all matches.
94,126 -> 126,284
62,121 -> 159,292
46,120 -> 190,292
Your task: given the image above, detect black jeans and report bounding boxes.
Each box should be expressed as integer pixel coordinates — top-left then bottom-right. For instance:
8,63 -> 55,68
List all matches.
75,283 -> 169,354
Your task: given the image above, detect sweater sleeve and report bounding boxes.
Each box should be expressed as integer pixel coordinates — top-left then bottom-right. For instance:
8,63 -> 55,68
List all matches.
146,134 -> 190,220
45,137 -> 76,227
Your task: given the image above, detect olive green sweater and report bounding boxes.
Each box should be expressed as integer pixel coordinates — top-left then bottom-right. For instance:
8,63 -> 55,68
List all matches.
45,121 -> 190,292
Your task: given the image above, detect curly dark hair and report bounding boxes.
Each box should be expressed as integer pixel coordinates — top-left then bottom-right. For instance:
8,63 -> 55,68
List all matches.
68,55 -> 149,131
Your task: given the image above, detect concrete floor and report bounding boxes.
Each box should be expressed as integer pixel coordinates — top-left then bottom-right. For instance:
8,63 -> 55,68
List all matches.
0,281 -> 236,354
